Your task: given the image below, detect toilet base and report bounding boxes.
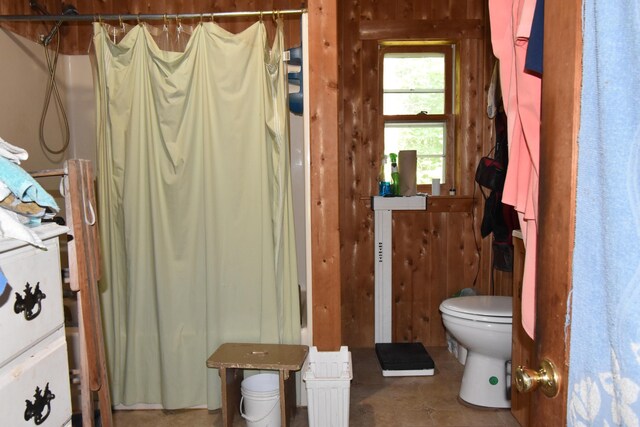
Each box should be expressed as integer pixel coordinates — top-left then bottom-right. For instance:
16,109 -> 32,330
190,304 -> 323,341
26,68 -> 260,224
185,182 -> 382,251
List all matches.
459,352 -> 511,408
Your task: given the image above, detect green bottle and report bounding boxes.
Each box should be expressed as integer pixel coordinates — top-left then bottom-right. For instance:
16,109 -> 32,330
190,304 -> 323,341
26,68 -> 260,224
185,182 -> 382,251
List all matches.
389,153 -> 400,196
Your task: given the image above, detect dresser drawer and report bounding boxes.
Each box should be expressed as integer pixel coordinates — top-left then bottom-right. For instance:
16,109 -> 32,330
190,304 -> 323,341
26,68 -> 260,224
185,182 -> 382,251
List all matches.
0,232 -> 65,366
0,333 -> 72,426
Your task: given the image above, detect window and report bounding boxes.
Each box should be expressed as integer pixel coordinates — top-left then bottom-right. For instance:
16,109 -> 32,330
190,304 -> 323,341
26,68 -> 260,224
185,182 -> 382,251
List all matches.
381,44 -> 455,189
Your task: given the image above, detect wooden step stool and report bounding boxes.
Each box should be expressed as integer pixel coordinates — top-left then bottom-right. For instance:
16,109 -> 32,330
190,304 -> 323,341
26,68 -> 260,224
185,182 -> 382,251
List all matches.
207,343 -> 308,427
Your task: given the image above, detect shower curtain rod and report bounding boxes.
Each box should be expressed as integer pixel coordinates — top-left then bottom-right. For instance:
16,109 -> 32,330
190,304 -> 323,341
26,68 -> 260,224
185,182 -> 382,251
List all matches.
0,8 -> 306,23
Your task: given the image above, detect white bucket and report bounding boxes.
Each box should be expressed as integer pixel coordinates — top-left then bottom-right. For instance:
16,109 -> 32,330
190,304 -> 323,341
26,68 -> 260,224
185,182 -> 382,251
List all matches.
240,373 -> 281,427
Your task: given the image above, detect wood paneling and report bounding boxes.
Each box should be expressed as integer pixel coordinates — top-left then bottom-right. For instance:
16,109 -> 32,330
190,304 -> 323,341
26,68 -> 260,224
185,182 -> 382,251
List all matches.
427,195 -> 474,212
339,0 -> 367,346
340,0 -> 498,348
359,19 -> 483,40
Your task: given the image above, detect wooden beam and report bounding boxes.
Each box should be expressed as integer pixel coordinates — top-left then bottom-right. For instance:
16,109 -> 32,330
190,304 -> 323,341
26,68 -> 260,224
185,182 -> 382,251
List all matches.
308,0 -> 342,351
359,19 -> 483,41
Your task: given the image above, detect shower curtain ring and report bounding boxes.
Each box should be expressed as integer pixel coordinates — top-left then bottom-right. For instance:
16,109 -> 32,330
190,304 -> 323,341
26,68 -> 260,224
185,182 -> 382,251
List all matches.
137,14 -> 141,25
210,12 -> 215,22
259,11 -> 263,22
200,13 -> 204,24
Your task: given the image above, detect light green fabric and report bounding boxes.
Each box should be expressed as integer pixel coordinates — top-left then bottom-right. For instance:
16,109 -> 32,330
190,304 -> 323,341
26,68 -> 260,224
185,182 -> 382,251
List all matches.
93,20 -> 300,409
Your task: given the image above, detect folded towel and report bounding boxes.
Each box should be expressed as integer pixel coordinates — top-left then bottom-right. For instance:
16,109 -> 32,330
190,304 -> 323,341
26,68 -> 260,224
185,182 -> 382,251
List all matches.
0,194 -> 47,218
0,157 -> 58,211
0,181 -> 11,201
0,208 -> 44,248
0,136 -> 28,164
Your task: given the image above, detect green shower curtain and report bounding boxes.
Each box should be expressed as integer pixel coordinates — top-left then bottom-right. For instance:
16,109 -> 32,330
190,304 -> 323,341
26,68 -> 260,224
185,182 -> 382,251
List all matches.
92,20 -> 300,409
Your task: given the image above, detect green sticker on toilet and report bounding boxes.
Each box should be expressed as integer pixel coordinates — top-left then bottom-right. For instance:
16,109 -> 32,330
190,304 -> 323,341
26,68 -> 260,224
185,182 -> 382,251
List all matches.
489,376 -> 499,385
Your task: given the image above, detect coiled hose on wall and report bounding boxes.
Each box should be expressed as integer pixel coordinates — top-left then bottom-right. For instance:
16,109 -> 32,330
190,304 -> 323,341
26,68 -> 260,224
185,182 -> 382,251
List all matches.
39,24 -> 70,155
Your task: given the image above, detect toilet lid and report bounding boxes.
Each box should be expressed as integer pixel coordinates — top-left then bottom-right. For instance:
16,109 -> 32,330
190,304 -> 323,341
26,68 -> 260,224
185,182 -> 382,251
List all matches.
440,296 -> 512,323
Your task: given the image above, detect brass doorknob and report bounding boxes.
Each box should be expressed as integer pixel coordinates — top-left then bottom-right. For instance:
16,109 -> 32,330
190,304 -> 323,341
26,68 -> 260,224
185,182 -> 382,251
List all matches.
514,358 -> 560,398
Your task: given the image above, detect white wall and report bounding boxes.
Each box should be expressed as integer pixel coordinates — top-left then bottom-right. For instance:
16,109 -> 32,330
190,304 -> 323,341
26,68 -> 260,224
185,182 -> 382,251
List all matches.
287,13 -> 311,342
0,29 -> 95,200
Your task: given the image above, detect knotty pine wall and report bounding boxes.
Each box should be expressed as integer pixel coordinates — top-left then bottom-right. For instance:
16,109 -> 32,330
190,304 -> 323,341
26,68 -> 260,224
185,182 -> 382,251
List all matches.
339,0 -> 511,348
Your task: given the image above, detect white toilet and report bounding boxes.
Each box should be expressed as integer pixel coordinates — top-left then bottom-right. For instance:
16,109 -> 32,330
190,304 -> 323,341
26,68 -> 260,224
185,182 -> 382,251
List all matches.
439,295 -> 513,408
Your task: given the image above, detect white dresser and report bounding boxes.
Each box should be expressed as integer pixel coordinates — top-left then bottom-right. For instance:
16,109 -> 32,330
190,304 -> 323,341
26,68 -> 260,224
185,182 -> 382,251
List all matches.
0,223 -> 72,426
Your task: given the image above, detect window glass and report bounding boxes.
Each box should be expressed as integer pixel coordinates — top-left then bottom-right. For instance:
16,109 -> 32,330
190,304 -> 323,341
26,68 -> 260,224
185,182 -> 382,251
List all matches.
383,53 -> 446,115
384,122 -> 446,183
381,45 -> 453,187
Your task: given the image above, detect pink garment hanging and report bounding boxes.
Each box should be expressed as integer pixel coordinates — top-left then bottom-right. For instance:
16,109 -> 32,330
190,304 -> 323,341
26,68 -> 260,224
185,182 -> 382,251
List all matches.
488,0 -> 540,339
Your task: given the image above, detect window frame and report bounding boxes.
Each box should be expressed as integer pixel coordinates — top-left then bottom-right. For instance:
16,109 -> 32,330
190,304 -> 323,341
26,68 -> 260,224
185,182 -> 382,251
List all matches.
379,43 -> 456,192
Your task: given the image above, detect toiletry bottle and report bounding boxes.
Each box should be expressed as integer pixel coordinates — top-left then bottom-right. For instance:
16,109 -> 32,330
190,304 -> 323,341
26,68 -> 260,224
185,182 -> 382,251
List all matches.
378,155 -> 388,196
389,153 -> 400,196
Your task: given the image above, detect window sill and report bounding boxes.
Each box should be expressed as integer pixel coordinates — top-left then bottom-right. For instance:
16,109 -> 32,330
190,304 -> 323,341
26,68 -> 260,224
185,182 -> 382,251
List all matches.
426,195 -> 474,213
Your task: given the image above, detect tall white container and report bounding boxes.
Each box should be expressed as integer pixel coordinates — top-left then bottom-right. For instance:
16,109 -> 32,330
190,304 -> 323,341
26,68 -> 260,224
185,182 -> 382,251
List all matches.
302,346 -> 353,427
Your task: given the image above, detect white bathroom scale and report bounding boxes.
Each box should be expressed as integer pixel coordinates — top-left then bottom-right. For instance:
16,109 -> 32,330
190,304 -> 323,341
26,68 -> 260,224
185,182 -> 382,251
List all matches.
375,342 -> 435,377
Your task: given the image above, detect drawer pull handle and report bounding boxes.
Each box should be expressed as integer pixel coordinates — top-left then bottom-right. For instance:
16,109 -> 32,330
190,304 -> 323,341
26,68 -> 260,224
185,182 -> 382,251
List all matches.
14,282 -> 46,321
24,382 -> 55,425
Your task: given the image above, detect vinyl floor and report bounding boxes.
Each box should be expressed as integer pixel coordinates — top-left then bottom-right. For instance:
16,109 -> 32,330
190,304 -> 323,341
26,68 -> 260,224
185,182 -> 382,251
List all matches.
111,346 -> 521,427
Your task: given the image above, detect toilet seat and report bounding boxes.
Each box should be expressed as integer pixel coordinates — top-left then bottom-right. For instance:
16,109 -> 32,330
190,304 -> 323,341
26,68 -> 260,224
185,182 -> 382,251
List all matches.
440,296 -> 512,324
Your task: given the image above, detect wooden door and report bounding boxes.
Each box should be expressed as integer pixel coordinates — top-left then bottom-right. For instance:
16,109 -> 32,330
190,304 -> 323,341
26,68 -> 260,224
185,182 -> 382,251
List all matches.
511,235 -> 535,426
529,0 -> 582,424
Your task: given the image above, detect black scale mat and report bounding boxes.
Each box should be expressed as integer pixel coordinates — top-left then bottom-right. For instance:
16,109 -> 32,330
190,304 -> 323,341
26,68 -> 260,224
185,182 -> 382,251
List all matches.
375,342 -> 435,376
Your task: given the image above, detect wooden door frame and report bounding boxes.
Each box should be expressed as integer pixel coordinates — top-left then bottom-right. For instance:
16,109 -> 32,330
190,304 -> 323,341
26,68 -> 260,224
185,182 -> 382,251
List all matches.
533,0 -> 582,422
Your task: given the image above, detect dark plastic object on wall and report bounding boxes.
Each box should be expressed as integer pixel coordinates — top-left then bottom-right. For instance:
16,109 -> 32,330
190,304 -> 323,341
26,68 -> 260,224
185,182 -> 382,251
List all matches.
288,45 -> 303,115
